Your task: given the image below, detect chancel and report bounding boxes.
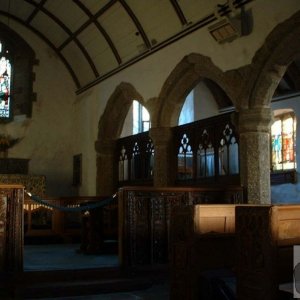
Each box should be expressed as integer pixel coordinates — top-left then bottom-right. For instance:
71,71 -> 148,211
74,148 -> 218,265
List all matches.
0,0 -> 299,299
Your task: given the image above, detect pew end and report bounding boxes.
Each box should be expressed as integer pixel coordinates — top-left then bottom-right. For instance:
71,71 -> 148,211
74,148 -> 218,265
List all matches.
170,204 -> 300,300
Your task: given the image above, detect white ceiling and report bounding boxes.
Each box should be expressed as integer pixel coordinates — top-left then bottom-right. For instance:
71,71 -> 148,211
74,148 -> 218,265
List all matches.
0,0 -> 252,92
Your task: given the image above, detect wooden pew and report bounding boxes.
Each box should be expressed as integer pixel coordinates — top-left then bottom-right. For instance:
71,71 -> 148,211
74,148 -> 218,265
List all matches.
118,186 -> 244,268
170,204 -> 236,300
236,205 -> 300,300
170,204 -> 300,300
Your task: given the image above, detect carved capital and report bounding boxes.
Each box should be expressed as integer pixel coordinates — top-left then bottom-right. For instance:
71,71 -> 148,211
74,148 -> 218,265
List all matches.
238,107 -> 272,133
95,139 -> 116,154
149,127 -> 173,146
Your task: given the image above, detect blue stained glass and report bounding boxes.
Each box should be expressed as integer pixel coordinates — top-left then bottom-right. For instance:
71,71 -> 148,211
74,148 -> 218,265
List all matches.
0,51 -> 11,119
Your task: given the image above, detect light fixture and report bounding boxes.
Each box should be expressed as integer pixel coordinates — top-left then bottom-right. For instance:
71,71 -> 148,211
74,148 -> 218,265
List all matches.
208,0 -> 252,44
208,16 -> 241,43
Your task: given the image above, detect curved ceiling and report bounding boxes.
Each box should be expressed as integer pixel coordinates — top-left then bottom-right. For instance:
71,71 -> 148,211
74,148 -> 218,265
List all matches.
0,0 -> 252,93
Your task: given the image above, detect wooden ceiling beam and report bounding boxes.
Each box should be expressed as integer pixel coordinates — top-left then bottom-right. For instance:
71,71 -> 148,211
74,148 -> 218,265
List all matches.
73,0 -> 122,65
25,0 -> 99,77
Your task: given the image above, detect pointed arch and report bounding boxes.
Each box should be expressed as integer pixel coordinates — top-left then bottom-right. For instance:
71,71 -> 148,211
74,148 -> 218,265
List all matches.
97,82 -> 144,142
95,82 -> 144,195
154,53 -> 237,128
243,10 -> 300,109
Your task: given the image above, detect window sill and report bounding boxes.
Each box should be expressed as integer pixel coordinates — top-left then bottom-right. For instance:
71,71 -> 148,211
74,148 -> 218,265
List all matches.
270,170 -> 297,185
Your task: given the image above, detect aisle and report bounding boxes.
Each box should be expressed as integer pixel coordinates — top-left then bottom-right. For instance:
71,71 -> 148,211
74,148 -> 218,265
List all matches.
24,243 -> 119,271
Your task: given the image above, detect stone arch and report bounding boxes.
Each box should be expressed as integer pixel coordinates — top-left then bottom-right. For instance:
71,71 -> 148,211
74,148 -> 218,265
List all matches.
154,53 -> 239,128
95,82 -> 143,195
243,10 -> 300,109
97,82 -> 144,141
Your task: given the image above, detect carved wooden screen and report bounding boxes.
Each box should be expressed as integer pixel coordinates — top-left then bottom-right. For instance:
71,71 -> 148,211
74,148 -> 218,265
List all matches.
174,112 -> 239,185
118,186 -> 244,267
116,132 -> 154,185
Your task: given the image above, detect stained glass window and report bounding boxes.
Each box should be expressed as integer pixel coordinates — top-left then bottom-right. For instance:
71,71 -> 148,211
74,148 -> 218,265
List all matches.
271,113 -> 296,171
0,41 -> 11,119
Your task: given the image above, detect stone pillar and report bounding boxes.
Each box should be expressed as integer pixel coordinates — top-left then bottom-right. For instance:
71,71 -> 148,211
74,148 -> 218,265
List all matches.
95,139 -> 117,196
150,127 -> 175,187
239,108 -> 272,204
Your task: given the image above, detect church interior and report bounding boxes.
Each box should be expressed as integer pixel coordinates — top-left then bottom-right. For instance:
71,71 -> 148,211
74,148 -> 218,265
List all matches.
0,0 -> 300,299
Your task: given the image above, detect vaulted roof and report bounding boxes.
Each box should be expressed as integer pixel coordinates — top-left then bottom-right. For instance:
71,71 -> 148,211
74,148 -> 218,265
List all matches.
0,0 -> 252,93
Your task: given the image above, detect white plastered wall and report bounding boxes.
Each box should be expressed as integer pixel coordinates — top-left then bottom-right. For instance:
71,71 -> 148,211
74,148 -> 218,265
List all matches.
75,0 -> 299,195
2,0 -> 297,195
0,20 -> 76,196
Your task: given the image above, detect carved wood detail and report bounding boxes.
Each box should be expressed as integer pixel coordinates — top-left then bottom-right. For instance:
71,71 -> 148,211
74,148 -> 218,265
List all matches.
118,186 -> 243,268
236,206 -> 278,300
0,185 -> 24,273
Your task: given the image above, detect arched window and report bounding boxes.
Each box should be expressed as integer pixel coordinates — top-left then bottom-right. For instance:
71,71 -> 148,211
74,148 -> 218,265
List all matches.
271,110 -> 296,171
0,40 -> 11,119
133,100 -> 150,134
118,100 -> 153,183
0,24 -> 36,122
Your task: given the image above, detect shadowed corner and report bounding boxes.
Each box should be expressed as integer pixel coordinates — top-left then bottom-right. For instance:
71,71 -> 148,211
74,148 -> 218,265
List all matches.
294,262 -> 300,293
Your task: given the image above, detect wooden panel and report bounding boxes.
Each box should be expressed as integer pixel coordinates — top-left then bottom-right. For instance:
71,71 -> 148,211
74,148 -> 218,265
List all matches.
0,191 -> 6,270
119,186 -> 243,268
170,204 -> 236,300
0,174 -> 45,197
0,158 -> 30,174
278,220 -> 300,243
194,205 -> 235,234
272,205 -> 300,246
235,205 -> 300,300
0,185 -> 24,273
169,203 -> 300,300
236,206 -> 278,300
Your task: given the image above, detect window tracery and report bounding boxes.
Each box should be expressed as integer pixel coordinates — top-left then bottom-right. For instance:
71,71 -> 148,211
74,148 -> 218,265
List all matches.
0,41 -> 11,119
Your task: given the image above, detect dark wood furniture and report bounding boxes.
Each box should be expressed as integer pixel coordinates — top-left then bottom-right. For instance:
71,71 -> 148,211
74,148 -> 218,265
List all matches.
170,204 -> 300,300
170,204 -> 236,300
24,196 -> 118,245
0,184 -> 24,273
0,158 -> 30,174
236,204 -> 300,300
118,186 -> 244,268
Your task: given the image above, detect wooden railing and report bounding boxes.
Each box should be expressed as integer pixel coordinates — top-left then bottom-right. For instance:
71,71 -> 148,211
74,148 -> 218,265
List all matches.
116,112 -> 240,187
24,196 -> 118,244
116,132 -> 154,185
118,185 -> 244,268
116,113 -> 296,187
173,112 -> 239,185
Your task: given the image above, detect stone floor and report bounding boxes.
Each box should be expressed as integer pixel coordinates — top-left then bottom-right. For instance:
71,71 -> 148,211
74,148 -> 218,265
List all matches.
24,243 -> 119,271
33,282 -> 169,300
23,244 -> 170,299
